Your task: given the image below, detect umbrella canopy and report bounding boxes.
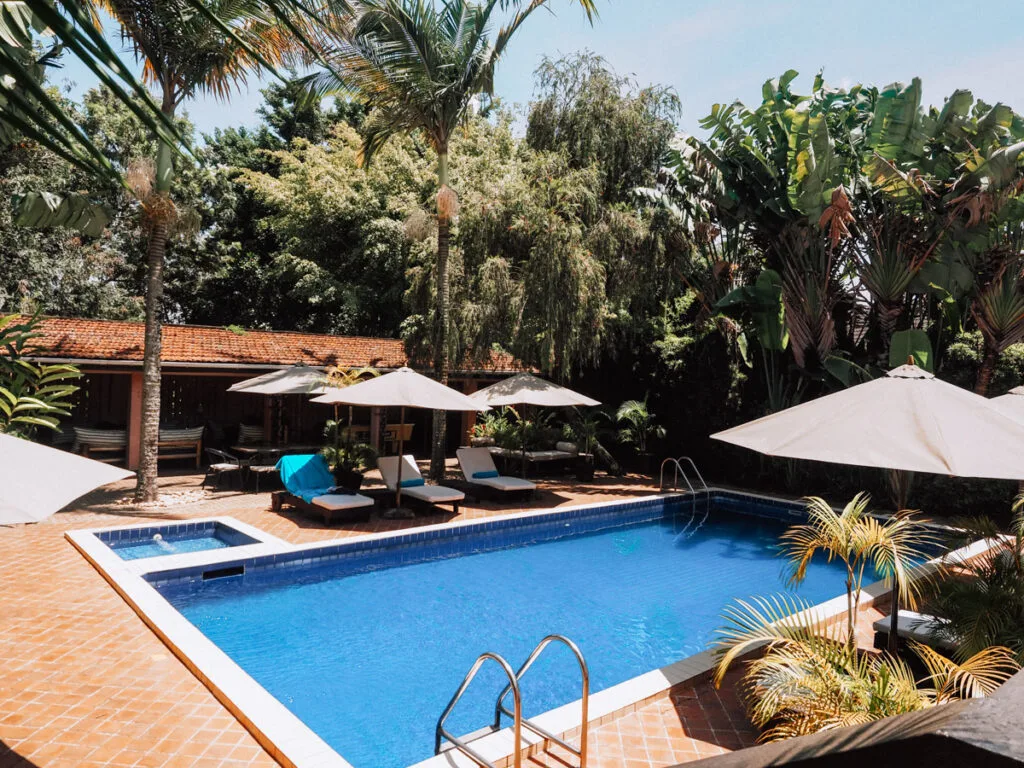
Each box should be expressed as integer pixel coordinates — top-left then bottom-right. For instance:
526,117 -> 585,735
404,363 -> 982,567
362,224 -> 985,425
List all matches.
991,385 -> 1024,424
311,367 -> 488,511
469,373 -> 599,478
711,364 -> 1024,481
0,433 -> 134,525
468,373 -> 600,408
228,365 -> 333,396
311,367 -> 486,411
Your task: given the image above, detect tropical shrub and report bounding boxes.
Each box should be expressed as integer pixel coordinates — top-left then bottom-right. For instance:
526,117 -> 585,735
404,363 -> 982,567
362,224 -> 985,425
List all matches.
926,501 -> 1024,662
0,314 -> 80,437
715,594 -> 1017,742
615,397 -> 665,454
714,492 -> 1018,742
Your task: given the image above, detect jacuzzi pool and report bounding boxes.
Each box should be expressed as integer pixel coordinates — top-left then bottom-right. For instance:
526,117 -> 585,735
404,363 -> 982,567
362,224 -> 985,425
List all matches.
144,493 -> 851,768
97,520 -> 260,560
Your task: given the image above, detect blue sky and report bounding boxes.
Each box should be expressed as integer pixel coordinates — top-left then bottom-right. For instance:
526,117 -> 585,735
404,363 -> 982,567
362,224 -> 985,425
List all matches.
57,0 -> 1024,138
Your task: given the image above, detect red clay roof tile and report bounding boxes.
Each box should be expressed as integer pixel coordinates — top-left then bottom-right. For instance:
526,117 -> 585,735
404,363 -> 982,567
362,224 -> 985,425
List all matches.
23,316 -> 524,373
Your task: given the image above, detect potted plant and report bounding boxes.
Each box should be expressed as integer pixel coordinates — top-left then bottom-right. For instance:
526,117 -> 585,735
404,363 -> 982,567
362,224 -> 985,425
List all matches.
322,419 -> 377,489
565,409 -> 617,481
616,397 -> 666,475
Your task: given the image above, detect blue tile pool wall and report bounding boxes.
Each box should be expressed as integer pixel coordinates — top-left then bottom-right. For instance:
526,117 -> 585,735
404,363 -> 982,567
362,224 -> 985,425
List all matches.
147,491 -> 811,595
97,520 -> 259,548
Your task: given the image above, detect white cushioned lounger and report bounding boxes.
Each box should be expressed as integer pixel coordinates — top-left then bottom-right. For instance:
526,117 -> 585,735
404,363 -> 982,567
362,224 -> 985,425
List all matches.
310,493 -> 375,511
378,455 -> 465,504
872,610 -> 955,650
457,447 -> 536,492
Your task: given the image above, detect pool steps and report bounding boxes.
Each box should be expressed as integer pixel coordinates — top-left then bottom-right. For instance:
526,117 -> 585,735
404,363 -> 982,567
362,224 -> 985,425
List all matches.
436,635 -> 589,768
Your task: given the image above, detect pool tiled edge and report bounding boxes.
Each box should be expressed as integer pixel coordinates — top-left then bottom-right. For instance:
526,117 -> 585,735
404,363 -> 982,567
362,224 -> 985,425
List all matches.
66,493 -> 994,768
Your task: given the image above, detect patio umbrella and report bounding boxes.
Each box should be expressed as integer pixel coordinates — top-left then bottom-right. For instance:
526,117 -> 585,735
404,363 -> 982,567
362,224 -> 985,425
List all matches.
469,373 -> 600,477
229,365 -> 336,443
311,367 -> 488,509
227,365 -> 333,396
713,364 -> 1024,480
711,362 -> 1024,651
0,433 -> 134,525
991,385 -> 1024,424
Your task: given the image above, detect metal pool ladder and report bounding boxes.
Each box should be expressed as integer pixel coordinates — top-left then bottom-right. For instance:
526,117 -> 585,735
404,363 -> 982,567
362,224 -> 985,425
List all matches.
435,635 -> 590,768
660,457 -> 711,535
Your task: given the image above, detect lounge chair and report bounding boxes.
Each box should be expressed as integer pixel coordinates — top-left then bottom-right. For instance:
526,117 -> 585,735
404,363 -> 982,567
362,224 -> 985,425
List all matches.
378,455 -> 463,514
457,447 -> 536,499
271,453 -> 375,524
872,610 -> 955,652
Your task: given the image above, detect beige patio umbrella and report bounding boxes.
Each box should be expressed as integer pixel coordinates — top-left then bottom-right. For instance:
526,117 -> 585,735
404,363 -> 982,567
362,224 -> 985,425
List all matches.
229,365 -> 338,443
713,364 -> 1024,480
991,385 -> 1024,424
469,373 -> 600,477
227,365 -> 333,396
712,362 -> 1024,651
311,367 -> 488,509
0,433 -> 133,525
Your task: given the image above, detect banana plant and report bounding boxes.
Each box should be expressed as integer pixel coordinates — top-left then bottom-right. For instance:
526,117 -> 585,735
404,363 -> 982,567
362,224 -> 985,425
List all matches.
0,314 -> 81,437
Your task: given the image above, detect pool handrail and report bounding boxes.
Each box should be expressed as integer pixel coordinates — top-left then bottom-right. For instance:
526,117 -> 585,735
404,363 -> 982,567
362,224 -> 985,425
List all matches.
676,456 -> 708,493
493,634 -> 589,768
435,651 -> 523,768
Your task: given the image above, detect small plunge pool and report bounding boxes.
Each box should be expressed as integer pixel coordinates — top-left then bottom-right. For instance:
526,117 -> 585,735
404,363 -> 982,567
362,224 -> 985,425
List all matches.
99,521 -> 259,561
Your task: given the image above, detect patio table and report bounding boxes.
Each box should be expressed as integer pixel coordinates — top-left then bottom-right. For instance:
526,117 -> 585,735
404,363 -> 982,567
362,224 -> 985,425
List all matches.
230,443 -> 322,461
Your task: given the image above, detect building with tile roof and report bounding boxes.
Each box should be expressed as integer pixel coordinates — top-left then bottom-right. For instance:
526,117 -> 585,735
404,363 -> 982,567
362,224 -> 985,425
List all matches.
22,317 -> 520,469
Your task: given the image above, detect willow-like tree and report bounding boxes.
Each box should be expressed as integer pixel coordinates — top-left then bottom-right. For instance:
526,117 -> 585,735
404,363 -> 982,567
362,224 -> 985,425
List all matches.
306,0 -> 598,479
93,0 -> 293,500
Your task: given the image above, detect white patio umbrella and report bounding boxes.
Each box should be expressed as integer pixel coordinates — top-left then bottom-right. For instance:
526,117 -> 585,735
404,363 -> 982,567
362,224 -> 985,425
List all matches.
712,362 -> 1024,652
991,385 -> 1024,424
713,364 -> 1024,480
227,365 -> 333,396
0,433 -> 134,525
229,365 -> 337,443
469,373 -> 600,477
311,367 -> 488,509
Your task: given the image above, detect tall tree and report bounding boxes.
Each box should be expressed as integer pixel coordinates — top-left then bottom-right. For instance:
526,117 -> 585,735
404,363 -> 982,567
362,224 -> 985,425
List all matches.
94,0 -> 291,500
305,0 -> 598,478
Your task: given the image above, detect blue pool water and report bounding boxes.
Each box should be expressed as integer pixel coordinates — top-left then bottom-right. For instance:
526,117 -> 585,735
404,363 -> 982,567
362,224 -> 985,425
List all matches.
159,498 -> 852,768
107,523 -> 256,560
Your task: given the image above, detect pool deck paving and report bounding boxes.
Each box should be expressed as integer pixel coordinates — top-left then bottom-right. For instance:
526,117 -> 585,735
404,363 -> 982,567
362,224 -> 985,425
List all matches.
0,466 -> 884,768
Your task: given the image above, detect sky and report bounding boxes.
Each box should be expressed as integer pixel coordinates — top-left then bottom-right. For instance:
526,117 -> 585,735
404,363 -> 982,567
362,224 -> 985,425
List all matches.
57,0 -> 1024,139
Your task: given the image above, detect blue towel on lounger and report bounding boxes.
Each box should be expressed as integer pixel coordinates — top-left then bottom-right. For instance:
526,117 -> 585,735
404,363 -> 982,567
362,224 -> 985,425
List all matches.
276,454 -> 339,504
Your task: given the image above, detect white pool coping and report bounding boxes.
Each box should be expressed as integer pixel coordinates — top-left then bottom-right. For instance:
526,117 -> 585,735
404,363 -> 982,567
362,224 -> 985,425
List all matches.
66,493 -> 997,768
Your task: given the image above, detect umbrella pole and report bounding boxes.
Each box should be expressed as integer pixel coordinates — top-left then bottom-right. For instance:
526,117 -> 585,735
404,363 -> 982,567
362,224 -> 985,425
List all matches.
886,468 -> 914,655
521,403 -> 528,479
395,405 -> 405,511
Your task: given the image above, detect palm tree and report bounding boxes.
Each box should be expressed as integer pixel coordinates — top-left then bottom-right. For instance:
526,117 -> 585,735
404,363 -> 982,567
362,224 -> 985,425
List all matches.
713,594 -> 1017,743
714,492 -> 1017,743
926,501 -> 1024,662
972,268 -> 1024,395
781,494 -> 932,652
93,0 -> 294,500
305,0 -> 598,479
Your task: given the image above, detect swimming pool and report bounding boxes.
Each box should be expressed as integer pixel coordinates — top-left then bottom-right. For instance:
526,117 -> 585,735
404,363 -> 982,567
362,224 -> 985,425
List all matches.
149,493 -> 850,768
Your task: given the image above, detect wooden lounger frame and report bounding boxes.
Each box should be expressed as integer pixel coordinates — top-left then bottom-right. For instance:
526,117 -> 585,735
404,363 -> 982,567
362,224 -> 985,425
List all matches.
271,490 -> 376,525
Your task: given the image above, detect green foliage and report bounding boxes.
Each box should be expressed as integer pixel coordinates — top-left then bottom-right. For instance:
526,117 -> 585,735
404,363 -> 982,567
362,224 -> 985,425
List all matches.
714,493 -> 1018,743
527,51 -> 680,203
889,329 -> 933,371
0,313 -> 80,437
615,397 -> 665,454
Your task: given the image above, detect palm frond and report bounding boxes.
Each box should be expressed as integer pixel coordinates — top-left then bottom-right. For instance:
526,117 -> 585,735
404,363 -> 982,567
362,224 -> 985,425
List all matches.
912,641 -> 1018,702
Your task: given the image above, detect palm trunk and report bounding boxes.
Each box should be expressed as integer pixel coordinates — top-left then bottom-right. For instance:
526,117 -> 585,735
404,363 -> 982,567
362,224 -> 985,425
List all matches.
134,107 -> 175,502
430,151 -> 451,481
975,344 -> 999,396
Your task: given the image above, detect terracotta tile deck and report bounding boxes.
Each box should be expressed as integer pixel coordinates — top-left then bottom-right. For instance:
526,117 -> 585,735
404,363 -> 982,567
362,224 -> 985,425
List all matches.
0,467 -> 878,768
